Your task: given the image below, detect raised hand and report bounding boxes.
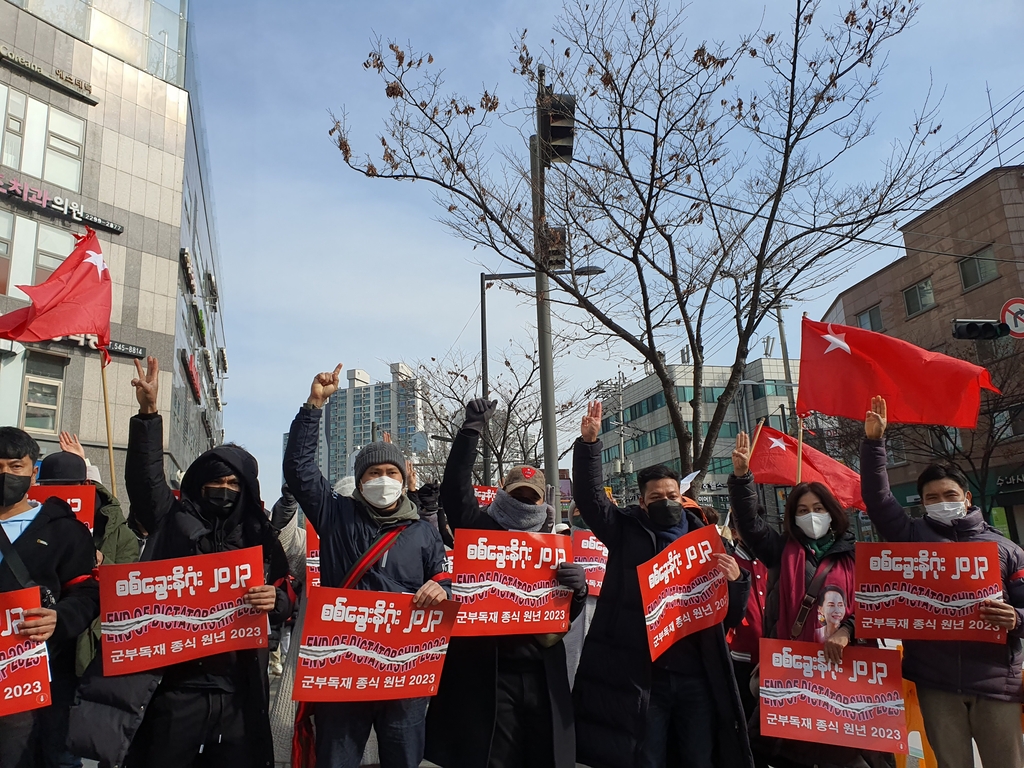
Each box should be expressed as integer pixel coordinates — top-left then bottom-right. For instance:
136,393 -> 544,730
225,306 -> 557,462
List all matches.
865,395 -> 888,440
132,356 -> 160,415
581,401 -> 602,443
732,431 -> 751,476
59,431 -> 86,459
462,398 -> 497,434
308,364 -> 343,408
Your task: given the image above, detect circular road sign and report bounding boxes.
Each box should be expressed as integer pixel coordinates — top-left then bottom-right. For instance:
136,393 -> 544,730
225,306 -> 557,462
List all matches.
1001,297 -> 1024,339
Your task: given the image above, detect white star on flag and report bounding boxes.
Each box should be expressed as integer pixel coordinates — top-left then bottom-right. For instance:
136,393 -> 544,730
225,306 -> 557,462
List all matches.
84,250 -> 108,279
822,323 -> 851,354
769,437 -> 787,450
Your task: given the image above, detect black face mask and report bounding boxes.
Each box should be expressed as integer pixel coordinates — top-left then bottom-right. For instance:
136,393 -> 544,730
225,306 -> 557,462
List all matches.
0,473 -> 31,508
646,499 -> 684,528
201,487 -> 239,518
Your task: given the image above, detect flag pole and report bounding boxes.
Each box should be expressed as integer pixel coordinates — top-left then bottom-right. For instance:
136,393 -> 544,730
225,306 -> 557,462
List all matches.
749,418 -> 765,457
795,417 -> 805,485
99,355 -> 117,498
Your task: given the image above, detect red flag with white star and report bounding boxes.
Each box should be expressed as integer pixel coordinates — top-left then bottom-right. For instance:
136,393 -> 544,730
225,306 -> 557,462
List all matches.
0,227 -> 111,362
795,317 -> 998,429
748,424 -> 864,510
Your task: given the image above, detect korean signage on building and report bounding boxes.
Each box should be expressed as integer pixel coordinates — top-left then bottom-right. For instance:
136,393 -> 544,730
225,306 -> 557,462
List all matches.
0,44 -> 97,104
49,334 -> 145,359
1,171 -> 123,234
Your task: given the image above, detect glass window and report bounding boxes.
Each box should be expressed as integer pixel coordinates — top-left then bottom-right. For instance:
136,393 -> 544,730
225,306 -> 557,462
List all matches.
35,224 -> 75,284
0,210 -> 11,296
24,0 -> 89,38
958,248 -> 998,291
90,10 -> 146,69
22,353 -> 65,434
857,305 -> 883,332
903,278 -> 935,317
47,109 -> 84,144
43,150 -> 81,191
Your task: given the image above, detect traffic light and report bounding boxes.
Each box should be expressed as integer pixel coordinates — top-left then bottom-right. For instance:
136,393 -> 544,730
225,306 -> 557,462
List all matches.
538,92 -> 576,166
951,319 -> 1011,340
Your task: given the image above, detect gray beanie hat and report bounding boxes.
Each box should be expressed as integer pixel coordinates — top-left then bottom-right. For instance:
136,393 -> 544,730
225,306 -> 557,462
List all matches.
354,442 -> 408,485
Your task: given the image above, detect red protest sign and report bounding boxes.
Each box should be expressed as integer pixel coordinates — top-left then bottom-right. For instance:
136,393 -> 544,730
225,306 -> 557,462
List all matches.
306,524 -> 320,588
572,530 -> 607,598
637,526 -> 728,661
293,587 -> 459,702
29,485 -> 95,531
0,588 -> 51,717
451,529 -> 572,636
473,486 -> 498,506
854,542 -> 1005,643
99,547 -> 268,675
760,639 -> 907,754
444,548 -> 454,575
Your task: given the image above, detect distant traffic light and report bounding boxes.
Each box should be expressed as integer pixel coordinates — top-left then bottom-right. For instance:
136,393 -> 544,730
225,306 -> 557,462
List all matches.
951,319 -> 1011,340
538,92 -> 576,166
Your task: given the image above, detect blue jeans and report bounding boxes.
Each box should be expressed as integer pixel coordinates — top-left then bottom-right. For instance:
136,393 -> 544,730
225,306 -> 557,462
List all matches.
639,668 -> 718,768
314,697 -> 428,768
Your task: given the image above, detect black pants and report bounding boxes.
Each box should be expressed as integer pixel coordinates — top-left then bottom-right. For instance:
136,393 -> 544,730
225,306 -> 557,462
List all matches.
125,687 -> 251,768
731,659 -> 758,723
0,675 -> 76,768
639,667 -> 718,768
314,697 -> 428,768
488,665 -> 554,768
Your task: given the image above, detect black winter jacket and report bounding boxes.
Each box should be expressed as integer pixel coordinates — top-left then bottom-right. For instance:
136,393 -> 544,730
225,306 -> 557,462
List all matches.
283,407 -> 450,594
425,427 -> 585,768
67,413 -> 292,768
572,438 -> 754,768
0,496 -> 98,696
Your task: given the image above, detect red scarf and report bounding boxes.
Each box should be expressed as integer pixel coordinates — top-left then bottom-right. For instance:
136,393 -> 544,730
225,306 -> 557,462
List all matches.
776,538 -> 856,642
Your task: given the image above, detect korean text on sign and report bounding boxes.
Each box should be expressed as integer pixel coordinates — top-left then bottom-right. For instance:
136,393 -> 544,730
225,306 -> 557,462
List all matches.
306,524 -> 320,588
0,588 -> 51,717
99,547 -> 268,675
572,530 -> 607,598
451,529 -> 572,636
854,542 -> 1005,643
294,588 -> 460,702
636,526 -> 728,661
28,485 -> 95,531
760,639 -> 907,754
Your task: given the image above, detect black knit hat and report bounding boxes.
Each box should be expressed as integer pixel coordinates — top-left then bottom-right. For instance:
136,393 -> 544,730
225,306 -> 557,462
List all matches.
354,442 -> 407,485
38,451 -> 88,484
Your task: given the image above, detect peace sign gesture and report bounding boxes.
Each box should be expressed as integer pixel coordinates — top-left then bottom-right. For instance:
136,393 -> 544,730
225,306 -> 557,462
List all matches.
308,364 -> 343,408
581,401 -> 602,444
132,356 -> 160,415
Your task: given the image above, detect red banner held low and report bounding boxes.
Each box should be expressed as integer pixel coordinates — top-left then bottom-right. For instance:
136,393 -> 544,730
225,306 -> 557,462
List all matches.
306,524 -> 320,588
572,530 -> 607,598
760,639 -> 907,754
637,526 -> 728,661
0,588 -> 51,717
451,529 -> 572,636
293,587 -> 459,702
99,547 -> 268,675
29,484 -> 95,531
854,542 -> 1005,643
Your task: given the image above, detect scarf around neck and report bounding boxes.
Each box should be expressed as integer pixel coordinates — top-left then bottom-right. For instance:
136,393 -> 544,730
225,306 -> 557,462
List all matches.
486,489 -> 548,532
776,537 -> 856,642
352,489 -> 421,527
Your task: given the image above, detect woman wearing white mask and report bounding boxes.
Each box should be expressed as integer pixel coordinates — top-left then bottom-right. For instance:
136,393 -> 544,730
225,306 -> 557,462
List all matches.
862,396 -> 1024,768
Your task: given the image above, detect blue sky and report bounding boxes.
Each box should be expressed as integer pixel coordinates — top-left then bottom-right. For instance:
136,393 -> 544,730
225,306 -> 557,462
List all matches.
188,0 -> 1023,489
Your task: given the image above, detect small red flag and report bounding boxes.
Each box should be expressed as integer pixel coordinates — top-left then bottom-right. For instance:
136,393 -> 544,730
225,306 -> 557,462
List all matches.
0,228 -> 111,362
795,317 -> 998,429
749,425 -> 864,511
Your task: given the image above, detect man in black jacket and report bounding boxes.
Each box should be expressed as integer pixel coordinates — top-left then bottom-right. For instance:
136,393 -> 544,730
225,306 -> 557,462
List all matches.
284,363 -> 450,768
572,401 -> 754,768
0,426 -> 98,768
67,356 -> 293,768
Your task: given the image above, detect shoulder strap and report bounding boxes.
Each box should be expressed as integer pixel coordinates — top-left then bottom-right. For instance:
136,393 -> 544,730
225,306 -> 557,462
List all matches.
789,557 -> 837,640
0,521 -> 37,590
339,524 -> 410,589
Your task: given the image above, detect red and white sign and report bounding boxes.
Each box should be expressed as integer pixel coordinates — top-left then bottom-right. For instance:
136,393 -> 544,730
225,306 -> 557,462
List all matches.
306,525 -> 320,588
451,529 -> 572,636
99,547 -> 268,675
29,484 -> 95,531
572,530 -> 607,598
444,548 -> 454,574
473,486 -> 499,506
855,542 -> 1005,643
293,587 -> 459,702
637,526 -> 728,660
0,588 -> 51,717
1001,297 -> 1024,339
760,639 -> 907,754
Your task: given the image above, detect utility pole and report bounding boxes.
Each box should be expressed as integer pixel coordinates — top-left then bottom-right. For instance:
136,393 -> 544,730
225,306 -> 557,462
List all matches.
480,272 -> 492,485
776,307 -> 798,435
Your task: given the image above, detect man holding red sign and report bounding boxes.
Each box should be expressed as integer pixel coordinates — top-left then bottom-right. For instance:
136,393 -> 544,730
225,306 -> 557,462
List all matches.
572,402 -> 753,768
861,397 -> 1024,768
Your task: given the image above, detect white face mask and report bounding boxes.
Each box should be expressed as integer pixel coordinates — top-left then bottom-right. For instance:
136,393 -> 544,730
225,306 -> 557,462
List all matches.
795,511 -> 831,540
361,476 -> 404,509
925,501 -> 968,525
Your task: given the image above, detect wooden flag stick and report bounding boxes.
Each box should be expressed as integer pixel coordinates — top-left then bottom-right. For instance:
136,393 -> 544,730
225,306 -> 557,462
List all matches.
749,418 -> 765,457
99,356 -> 117,498
795,417 -> 805,485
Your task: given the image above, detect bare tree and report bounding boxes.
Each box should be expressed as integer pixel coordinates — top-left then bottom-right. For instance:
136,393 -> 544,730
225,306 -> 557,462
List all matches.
331,0 -> 1006,489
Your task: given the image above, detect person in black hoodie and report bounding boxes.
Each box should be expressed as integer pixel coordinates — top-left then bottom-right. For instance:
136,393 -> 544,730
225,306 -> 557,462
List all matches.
425,398 -> 588,768
0,427 -> 98,768
572,401 -> 753,768
67,356 -> 293,768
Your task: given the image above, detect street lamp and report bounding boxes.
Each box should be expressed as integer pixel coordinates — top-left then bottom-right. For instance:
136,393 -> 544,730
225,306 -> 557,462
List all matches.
480,265 -> 604,484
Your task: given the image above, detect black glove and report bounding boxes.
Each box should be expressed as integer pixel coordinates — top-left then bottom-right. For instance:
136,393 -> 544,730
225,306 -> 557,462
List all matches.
556,562 -> 588,598
280,484 -> 295,505
416,482 -> 440,512
463,398 -> 497,434
271,485 -> 298,531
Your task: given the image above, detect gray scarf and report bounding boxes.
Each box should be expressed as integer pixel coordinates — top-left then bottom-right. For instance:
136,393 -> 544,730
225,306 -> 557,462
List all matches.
486,489 -> 549,532
352,489 -> 421,527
